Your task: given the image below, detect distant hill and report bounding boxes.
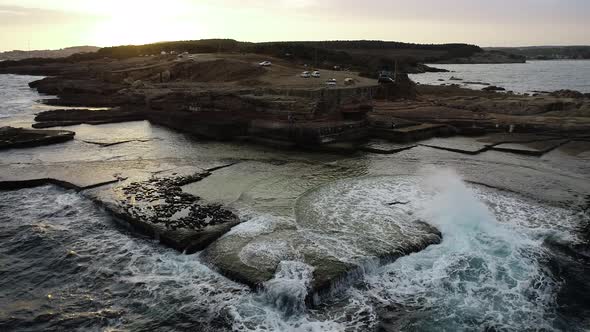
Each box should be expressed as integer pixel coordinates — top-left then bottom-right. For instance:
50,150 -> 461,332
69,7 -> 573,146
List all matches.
90,39 -> 497,74
0,39 -> 525,77
0,46 -> 100,61
485,46 -> 590,60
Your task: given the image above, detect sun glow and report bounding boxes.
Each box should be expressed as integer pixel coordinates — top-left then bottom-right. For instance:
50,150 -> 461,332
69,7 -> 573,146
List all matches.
89,1 -> 206,46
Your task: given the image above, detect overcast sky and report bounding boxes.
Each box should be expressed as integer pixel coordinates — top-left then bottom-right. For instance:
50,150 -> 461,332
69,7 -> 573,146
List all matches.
0,0 -> 588,51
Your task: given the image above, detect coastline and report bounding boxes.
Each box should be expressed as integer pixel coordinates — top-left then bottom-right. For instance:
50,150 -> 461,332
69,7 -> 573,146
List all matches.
1,61 -> 589,330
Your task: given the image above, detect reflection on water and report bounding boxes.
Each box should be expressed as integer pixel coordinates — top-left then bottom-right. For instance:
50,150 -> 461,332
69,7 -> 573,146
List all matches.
410,60 -> 590,93
1,169 -> 587,331
1,74 -> 589,331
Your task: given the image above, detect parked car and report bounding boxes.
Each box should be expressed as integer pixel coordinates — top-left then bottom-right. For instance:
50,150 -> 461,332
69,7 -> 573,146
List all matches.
325,78 -> 337,86
259,61 -> 272,67
312,71 -> 321,78
300,71 -> 311,78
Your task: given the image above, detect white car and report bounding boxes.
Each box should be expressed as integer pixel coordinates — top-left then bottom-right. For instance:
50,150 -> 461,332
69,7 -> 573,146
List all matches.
325,78 -> 337,86
312,71 -> 321,78
259,61 -> 272,67
300,71 -> 311,78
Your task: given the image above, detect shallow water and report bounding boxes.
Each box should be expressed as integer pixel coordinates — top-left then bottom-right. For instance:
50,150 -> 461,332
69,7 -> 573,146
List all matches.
410,60 -> 590,93
1,74 -> 589,331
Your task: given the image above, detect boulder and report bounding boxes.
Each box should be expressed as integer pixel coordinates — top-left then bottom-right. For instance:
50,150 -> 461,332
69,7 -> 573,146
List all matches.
131,80 -> 146,89
550,89 -> 585,99
482,86 -> 506,92
161,70 -> 171,82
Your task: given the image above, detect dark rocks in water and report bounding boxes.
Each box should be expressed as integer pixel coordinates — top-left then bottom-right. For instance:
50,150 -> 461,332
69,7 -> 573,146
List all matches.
387,201 -> 410,206
544,239 -> 590,329
411,64 -> 449,73
28,77 -> 124,97
33,108 -> 145,128
550,89 -> 586,99
482,86 -> 506,92
422,65 -> 449,73
86,170 -> 240,254
116,173 -> 236,231
463,81 -> 491,86
0,126 -> 75,150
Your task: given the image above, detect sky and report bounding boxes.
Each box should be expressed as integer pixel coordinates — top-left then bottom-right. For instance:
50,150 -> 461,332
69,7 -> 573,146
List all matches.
0,0 -> 589,51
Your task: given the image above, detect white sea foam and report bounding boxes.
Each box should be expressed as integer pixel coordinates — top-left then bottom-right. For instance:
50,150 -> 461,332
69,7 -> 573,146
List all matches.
1,166 -> 583,331
345,169 -> 565,331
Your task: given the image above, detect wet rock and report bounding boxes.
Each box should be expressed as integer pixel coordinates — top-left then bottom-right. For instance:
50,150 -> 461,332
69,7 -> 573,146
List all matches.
33,108 -> 145,128
550,89 -> 585,99
482,86 -> 506,92
90,170 -> 240,254
202,177 -> 442,305
463,81 -> 491,86
361,140 -> 416,154
131,80 -> 146,89
555,140 -> 590,157
0,126 -> 74,150
492,139 -> 569,156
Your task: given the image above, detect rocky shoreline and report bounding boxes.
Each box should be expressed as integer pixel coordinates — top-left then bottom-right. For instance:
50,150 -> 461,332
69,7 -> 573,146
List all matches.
1,53 -> 590,307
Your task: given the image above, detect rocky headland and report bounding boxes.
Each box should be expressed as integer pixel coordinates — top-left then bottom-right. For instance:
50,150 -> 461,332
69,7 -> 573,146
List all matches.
1,50 -> 589,307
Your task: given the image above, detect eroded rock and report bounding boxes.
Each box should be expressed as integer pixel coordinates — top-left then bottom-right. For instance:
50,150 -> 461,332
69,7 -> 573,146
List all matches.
202,177 -> 442,304
87,168 -> 240,253
0,126 -> 74,150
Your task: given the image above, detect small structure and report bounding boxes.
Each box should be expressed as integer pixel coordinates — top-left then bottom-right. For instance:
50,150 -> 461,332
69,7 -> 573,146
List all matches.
378,70 -> 395,84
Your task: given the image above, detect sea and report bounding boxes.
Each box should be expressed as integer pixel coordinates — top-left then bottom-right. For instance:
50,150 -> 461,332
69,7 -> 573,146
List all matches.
0,73 -> 589,331
410,60 -> 590,94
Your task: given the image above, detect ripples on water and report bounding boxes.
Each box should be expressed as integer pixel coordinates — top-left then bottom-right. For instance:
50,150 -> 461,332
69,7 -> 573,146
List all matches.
410,60 -> 590,93
2,168 -> 587,331
1,74 -> 589,331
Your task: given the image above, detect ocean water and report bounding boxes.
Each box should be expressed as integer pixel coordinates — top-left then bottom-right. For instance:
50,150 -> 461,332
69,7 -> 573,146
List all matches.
410,60 -> 590,94
1,74 -> 589,331
1,172 -> 587,331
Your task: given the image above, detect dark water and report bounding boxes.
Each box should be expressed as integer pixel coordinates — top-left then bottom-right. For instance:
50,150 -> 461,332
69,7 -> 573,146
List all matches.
0,186 -> 251,331
1,74 -> 590,331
